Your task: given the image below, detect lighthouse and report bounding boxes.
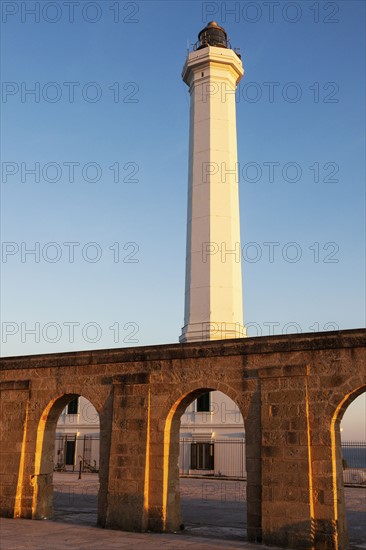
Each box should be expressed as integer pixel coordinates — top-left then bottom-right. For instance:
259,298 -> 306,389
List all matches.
180,22 -> 246,343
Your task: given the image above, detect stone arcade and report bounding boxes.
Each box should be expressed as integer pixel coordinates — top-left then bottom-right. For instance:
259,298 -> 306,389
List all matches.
1,330 -> 365,549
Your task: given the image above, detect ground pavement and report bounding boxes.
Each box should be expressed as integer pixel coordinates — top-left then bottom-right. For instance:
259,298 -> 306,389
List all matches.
1,474 -> 365,549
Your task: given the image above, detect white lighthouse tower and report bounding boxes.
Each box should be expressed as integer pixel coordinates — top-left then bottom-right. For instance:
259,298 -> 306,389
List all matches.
180,22 -> 246,343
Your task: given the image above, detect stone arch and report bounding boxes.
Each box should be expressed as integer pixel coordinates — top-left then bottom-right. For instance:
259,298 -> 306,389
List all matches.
31,392 -> 104,522
161,379 -> 261,540
330,383 -> 366,548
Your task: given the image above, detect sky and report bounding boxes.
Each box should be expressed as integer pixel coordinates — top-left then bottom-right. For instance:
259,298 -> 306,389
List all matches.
1,1 -> 365,437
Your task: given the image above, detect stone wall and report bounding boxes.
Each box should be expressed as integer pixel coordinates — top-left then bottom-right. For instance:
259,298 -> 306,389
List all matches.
1,329 -> 365,549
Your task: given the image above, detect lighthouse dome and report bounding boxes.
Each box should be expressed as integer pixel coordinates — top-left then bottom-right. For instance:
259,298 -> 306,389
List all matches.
197,21 -> 228,49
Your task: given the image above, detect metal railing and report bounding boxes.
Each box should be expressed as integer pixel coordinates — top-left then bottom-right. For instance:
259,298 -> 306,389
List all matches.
342,441 -> 366,485
53,434 -> 365,484
179,437 -> 246,479
54,434 -> 99,473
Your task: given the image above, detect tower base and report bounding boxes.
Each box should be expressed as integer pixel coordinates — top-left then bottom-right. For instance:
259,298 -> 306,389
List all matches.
179,322 -> 247,343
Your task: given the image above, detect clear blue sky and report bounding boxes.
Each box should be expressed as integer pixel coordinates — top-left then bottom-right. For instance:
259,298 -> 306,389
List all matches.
1,2 -> 365,434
